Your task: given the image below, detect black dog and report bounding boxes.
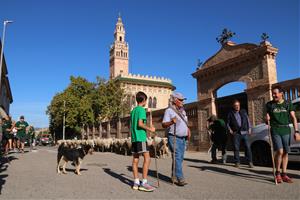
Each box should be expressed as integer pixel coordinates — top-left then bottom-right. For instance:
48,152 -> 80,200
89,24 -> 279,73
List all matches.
57,142 -> 93,175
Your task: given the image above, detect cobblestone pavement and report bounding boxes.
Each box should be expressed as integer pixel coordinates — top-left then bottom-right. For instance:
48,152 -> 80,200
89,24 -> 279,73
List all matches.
0,146 -> 299,199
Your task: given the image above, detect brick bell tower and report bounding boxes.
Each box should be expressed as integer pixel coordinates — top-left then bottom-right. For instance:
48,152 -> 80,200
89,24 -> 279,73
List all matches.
109,14 -> 129,79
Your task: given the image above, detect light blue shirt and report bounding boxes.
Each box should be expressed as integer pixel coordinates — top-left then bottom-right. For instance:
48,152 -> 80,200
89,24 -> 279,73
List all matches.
163,107 -> 188,137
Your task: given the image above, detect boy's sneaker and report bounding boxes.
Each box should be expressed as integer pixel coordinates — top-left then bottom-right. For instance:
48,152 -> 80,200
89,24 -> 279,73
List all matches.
275,174 -> 282,183
282,174 -> 293,183
138,182 -> 155,192
132,182 -> 140,190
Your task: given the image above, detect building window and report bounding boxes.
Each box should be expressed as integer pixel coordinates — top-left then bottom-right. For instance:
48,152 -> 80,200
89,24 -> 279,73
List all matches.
148,97 -> 152,108
153,97 -> 157,108
132,95 -> 136,107
119,36 -> 122,42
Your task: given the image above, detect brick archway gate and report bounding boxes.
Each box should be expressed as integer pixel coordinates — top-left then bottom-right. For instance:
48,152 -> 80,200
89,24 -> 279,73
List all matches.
192,40 -> 278,149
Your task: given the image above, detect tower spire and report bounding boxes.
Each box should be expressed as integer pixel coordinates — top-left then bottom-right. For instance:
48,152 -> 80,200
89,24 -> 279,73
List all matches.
109,15 -> 129,79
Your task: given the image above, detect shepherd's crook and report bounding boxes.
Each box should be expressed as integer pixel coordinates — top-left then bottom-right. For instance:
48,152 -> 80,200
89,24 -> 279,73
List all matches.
267,121 -> 278,185
149,109 -> 160,187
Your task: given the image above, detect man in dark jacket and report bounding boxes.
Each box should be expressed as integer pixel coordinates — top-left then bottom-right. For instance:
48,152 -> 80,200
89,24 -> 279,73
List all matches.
227,100 -> 253,168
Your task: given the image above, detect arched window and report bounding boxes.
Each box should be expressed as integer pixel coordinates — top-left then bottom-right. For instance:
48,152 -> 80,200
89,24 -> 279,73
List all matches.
121,50 -> 123,57
148,97 -> 152,108
119,36 -> 122,42
153,97 -> 157,108
132,95 -> 136,107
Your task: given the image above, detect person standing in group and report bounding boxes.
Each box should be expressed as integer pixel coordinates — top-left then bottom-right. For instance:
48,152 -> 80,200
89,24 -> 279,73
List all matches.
15,116 -> 29,153
162,92 -> 190,186
131,91 -> 156,192
11,120 -> 18,152
227,99 -> 254,168
266,86 -> 298,184
2,116 -> 12,155
207,114 -> 228,164
27,126 -> 35,151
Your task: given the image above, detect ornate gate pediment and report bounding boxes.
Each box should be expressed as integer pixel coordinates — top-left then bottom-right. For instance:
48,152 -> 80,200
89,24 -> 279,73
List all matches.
201,42 -> 258,69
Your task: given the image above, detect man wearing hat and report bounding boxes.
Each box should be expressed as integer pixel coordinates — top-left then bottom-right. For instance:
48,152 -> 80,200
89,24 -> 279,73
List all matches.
207,115 -> 228,164
15,116 -> 29,153
162,92 -> 190,186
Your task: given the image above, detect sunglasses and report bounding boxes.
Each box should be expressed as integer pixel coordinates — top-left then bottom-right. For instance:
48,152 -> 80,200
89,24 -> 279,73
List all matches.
178,99 -> 184,102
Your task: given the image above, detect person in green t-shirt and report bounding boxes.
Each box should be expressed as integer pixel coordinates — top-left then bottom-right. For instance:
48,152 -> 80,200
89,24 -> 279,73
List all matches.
266,86 -> 299,184
130,91 -> 155,192
207,115 -> 228,164
15,115 -> 29,153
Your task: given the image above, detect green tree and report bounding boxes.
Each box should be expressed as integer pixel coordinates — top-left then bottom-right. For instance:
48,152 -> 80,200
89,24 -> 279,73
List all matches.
47,76 -> 129,139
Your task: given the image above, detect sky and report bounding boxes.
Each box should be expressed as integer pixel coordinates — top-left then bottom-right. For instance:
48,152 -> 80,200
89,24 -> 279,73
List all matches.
0,0 -> 299,128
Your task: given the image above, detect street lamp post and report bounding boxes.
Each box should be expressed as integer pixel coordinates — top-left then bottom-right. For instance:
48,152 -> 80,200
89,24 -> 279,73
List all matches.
0,20 -> 13,90
63,100 -> 66,140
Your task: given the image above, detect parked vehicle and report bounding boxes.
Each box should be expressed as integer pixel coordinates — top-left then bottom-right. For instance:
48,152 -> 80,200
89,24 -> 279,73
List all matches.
249,98 -> 300,166
37,134 -> 53,146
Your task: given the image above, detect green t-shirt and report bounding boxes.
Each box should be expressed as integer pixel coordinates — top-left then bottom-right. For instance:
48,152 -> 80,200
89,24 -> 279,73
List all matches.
15,121 -> 29,136
266,100 -> 294,136
130,106 -> 147,142
2,120 -> 12,135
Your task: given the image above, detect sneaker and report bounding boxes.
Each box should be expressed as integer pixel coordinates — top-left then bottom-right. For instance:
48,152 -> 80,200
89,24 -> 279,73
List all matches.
282,174 -> 293,183
234,163 -> 240,168
138,182 -> 155,192
275,174 -> 282,184
248,162 -> 254,168
132,182 -> 140,190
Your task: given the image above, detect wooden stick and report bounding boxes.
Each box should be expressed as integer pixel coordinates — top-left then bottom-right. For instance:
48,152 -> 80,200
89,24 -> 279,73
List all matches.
267,121 -> 278,185
149,109 -> 160,187
172,122 -> 176,185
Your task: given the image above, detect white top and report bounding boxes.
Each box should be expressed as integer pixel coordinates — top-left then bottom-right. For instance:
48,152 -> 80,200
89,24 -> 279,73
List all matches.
163,107 -> 188,137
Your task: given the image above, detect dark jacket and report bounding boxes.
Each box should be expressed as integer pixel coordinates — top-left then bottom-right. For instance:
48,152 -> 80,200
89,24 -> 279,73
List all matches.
227,109 -> 249,133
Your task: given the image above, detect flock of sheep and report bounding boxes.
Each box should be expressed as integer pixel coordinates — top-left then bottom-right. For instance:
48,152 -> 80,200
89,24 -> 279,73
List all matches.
57,136 -> 170,158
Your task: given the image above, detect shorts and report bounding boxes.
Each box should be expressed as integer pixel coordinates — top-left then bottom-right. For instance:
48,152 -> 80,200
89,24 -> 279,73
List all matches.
16,134 -> 27,143
271,134 -> 290,153
131,141 -> 149,154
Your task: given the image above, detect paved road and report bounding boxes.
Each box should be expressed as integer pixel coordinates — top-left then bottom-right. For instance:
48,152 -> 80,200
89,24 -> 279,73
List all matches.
0,146 -> 299,199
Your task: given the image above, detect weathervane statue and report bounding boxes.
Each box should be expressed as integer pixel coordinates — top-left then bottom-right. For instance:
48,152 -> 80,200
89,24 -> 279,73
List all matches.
261,32 -> 269,41
216,28 -> 236,45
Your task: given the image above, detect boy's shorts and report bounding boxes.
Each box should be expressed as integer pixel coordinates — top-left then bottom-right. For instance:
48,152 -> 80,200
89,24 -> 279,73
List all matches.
271,134 -> 290,153
131,141 -> 149,154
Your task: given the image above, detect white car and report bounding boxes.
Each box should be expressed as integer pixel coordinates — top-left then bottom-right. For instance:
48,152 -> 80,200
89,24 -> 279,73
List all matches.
249,98 -> 300,165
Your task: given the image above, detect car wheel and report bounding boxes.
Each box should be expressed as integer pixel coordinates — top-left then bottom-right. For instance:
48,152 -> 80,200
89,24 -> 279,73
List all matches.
251,141 -> 272,166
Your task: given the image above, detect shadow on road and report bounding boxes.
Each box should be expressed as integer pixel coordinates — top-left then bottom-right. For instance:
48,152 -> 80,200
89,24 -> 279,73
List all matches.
126,166 -> 172,184
102,168 -> 132,187
0,155 -> 18,194
65,168 -> 88,173
189,165 -> 274,185
248,168 -> 300,179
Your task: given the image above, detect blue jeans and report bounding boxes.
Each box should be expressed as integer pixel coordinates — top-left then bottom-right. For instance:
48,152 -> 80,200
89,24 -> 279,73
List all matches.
168,134 -> 186,181
233,133 -> 252,164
